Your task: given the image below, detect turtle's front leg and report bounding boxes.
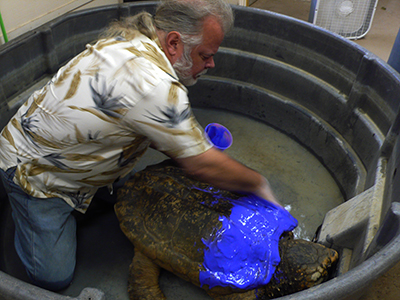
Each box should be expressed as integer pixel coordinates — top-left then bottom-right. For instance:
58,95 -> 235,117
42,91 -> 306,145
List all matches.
128,250 -> 166,300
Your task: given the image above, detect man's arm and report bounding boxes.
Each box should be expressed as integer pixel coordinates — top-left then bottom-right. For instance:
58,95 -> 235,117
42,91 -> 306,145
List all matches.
175,147 -> 282,206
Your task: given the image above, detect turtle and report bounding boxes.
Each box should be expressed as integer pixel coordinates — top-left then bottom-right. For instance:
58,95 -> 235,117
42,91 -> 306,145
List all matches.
115,160 -> 338,300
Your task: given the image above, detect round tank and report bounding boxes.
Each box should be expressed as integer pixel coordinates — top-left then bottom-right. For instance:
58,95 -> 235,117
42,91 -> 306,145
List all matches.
1,2 -> 400,300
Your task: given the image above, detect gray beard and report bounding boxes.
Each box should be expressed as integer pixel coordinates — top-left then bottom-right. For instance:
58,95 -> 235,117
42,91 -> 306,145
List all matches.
173,55 -> 197,86
173,55 -> 207,86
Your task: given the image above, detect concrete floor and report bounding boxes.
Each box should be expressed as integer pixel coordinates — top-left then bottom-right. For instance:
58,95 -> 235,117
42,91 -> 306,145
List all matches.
248,1 -> 400,299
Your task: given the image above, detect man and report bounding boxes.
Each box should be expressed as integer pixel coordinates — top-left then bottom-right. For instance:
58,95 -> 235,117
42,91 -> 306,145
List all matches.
0,0 -> 280,292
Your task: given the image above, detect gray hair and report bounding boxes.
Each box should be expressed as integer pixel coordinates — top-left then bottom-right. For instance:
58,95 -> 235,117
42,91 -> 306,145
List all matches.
154,0 -> 234,36
101,12 -> 157,41
102,0 -> 234,48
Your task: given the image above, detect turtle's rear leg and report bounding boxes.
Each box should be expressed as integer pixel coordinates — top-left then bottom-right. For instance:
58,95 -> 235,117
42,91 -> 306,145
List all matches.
128,250 -> 166,300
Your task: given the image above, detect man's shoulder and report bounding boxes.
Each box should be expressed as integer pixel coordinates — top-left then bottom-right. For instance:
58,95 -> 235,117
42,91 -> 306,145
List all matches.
95,35 -> 183,92
127,35 -> 176,79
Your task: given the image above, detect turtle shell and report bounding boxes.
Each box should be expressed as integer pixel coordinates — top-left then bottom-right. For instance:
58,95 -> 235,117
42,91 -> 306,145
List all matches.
115,160 -> 242,291
115,160 -> 338,299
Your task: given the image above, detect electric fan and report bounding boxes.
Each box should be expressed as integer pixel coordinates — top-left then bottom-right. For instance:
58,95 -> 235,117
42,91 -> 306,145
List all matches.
309,0 -> 379,39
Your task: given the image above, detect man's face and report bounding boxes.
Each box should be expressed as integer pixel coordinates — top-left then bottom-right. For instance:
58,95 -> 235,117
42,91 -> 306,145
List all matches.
174,17 -> 224,86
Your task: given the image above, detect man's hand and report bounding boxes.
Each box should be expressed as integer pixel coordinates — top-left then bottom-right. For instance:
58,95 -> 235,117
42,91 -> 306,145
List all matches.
254,176 -> 282,207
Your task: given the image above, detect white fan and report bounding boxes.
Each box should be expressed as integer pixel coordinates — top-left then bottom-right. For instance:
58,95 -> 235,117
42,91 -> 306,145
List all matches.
309,0 -> 378,39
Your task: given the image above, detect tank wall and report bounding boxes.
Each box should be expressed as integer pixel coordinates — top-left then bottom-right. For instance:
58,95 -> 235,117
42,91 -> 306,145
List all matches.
202,48 -> 382,188
381,112 -> 400,222
188,78 -> 365,199
1,3 -> 400,300
219,8 -> 400,174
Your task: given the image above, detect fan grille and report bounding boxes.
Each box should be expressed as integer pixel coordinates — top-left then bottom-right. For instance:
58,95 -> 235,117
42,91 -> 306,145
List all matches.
313,0 -> 378,39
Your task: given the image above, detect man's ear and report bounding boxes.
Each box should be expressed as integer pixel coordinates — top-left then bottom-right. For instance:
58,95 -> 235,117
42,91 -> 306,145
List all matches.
165,31 -> 183,57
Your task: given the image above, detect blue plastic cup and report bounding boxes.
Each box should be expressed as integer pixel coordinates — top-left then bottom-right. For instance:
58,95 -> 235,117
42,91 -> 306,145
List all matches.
204,123 -> 233,151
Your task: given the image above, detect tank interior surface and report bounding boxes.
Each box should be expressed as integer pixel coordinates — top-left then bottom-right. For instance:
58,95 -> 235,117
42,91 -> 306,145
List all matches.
1,1 -> 400,300
250,1 -> 400,299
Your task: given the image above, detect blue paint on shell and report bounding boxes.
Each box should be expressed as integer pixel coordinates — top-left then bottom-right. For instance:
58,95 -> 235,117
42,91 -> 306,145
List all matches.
199,194 -> 298,290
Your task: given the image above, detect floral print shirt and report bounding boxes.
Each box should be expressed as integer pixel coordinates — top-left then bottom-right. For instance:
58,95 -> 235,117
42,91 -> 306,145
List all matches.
0,32 -> 212,213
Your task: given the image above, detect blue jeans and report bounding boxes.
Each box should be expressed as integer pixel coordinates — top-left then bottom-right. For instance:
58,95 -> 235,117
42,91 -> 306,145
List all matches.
0,167 -> 76,291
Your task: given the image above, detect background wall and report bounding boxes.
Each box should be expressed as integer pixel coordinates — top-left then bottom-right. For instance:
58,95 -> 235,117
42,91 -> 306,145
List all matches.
0,0 -> 121,43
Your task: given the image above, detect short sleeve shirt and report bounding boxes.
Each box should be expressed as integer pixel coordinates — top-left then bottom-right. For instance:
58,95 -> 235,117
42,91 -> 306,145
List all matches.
0,32 -> 212,213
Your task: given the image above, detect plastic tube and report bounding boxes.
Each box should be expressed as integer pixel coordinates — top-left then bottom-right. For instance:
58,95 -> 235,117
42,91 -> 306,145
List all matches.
0,10 -> 8,43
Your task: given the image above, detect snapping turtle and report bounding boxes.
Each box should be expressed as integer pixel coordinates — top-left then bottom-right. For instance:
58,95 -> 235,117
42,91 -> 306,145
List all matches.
115,160 -> 338,300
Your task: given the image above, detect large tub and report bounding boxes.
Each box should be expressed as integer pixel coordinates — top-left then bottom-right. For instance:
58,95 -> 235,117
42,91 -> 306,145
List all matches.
1,2 -> 400,300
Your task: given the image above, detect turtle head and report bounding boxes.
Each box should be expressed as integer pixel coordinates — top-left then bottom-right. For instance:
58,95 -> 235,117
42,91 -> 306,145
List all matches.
260,232 -> 339,298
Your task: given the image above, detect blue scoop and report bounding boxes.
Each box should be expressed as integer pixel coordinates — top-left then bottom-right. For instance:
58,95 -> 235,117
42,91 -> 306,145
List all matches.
205,123 -> 233,151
